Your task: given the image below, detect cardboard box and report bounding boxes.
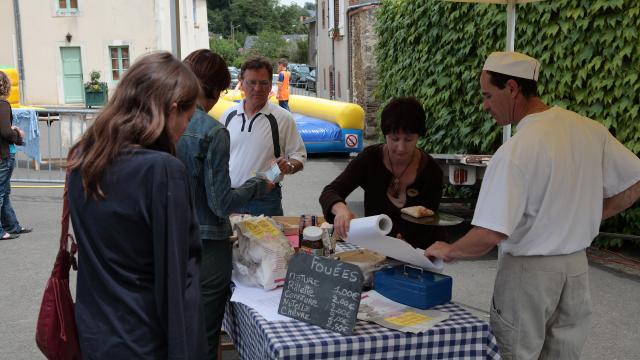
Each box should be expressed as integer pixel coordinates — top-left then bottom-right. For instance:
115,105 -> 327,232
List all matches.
272,216 -> 325,235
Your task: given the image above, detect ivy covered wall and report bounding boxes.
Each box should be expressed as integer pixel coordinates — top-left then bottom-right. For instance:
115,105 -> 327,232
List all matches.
375,0 -> 640,244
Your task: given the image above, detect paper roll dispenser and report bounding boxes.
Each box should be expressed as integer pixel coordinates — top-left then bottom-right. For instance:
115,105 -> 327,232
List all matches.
374,265 -> 452,309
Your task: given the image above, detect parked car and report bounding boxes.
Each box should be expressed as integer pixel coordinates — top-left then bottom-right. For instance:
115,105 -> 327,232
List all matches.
304,69 -> 316,92
287,63 -> 301,72
228,67 -> 239,89
290,64 -> 311,87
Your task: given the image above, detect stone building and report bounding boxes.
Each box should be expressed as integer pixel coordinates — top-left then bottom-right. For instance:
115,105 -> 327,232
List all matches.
315,0 -> 380,139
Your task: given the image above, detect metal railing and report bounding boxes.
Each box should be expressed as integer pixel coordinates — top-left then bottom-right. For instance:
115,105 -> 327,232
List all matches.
12,108 -> 98,183
10,86 -> 318,184
289,80 -> 317,96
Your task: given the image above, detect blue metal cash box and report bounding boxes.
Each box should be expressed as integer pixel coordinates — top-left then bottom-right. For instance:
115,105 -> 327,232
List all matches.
373,265 -> 452,309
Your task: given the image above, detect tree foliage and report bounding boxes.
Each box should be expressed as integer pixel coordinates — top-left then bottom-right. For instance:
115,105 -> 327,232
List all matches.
209,37 -> 242,66
207,0 -> 309,36
294,40 -> 308,64
248,30 -> 288,60
376,0 -> 640,246
239,31 -> 309,64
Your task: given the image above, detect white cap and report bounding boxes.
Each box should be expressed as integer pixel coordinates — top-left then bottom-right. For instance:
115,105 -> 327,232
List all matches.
483,51 -> 540,81
302,226 -> 323,241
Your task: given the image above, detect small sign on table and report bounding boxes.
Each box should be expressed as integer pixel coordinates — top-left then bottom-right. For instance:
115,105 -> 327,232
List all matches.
278,253 -> 364,335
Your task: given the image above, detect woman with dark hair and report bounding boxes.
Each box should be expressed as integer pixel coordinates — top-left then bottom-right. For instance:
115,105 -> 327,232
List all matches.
0,71 -> 30,240
67,52 -> 207,359
176,49 -> 272,359
319,97 -> 444,249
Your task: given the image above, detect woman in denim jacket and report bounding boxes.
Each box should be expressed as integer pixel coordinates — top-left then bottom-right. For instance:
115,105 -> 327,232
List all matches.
176,49 -> 273,359
0,71 -> 31,240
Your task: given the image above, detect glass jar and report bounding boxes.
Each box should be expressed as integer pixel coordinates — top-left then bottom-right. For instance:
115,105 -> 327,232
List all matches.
300,226 -> 324,256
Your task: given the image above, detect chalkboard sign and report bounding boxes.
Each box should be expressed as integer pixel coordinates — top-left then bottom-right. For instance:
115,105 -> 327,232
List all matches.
278,253 -> 364,335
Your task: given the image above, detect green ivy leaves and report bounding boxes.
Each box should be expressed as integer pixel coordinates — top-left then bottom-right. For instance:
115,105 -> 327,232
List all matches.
375,0 -> 640,246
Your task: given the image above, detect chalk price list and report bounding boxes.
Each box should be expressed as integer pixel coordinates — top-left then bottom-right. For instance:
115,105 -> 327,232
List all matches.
279,255 -> 363,335
326,285 -> 358,334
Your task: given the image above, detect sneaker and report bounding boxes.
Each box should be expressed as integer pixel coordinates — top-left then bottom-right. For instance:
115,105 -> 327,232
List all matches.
12,227 -> 33,235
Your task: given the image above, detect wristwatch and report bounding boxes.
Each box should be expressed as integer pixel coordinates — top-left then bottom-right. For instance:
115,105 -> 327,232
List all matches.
287,161 -> 295,174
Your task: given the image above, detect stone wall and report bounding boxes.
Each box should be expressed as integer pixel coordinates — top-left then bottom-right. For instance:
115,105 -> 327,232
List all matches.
349,6 -> 379,140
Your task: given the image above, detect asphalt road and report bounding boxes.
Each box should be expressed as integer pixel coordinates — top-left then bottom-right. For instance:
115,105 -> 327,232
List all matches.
1,155 -> 638,359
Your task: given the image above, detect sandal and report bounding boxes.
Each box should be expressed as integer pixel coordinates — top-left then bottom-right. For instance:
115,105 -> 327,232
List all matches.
1,233 -> 19,240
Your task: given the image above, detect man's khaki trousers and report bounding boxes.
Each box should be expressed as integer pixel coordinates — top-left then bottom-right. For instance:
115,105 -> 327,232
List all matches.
490,250 -> 592,360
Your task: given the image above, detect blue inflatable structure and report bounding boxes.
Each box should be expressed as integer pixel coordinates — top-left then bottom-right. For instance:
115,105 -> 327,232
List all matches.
212,94 -> 365,154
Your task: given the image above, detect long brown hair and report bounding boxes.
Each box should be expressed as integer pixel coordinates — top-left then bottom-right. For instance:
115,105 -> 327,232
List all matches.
69,52 -> 199,198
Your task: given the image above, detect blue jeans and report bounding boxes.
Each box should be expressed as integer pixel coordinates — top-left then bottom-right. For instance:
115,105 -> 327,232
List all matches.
278,100 -> 290,111
0,155 -> 21,237
236,186 -> 283,216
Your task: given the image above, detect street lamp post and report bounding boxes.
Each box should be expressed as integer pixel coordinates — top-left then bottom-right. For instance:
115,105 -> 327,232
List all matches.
170,0 -> 181,58
230,22 -> 241,43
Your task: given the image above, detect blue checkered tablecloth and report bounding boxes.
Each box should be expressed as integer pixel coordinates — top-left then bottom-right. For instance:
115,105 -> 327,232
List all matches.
223,242 -> 501,359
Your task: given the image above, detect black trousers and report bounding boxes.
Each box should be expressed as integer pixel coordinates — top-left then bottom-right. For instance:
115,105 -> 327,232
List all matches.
200,239 -> 233,359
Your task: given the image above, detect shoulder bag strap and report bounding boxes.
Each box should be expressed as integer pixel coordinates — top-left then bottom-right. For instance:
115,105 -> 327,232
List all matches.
264,113 -> 281,158
224,110 -> 238,128
227,109 -> 280,158
61,156 -> 78,268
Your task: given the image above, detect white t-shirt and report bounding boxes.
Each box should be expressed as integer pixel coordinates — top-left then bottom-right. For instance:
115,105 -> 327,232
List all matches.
472,106 -> 640,256
223,101 -> 307,188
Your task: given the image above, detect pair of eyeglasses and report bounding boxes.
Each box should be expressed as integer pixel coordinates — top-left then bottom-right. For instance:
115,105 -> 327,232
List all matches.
244,80 -> 271,87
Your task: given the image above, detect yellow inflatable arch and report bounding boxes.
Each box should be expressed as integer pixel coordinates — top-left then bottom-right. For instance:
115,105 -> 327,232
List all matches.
214,92 -> 364,130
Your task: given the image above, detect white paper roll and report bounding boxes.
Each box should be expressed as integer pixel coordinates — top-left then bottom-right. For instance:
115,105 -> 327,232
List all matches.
343,214 -> 444,272
346,214 -> 393,239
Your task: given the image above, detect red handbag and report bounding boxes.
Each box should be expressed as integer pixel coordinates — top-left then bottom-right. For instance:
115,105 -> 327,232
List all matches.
35,177 -> 81,359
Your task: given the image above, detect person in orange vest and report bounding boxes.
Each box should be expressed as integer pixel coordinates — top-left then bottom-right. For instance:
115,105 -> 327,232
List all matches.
276,58 -> 291,111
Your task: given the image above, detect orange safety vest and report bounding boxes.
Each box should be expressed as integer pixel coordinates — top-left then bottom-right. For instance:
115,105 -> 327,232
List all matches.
277,70 -> 290,101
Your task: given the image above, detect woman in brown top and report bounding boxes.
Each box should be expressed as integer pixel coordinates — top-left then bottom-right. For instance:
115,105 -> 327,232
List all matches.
319,97 -> 444,249
0,71 -> 30,240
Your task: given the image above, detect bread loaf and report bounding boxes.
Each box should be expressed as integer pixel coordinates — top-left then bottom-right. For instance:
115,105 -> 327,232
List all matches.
400,205 -> 435,218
